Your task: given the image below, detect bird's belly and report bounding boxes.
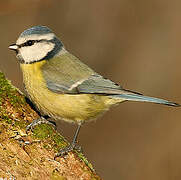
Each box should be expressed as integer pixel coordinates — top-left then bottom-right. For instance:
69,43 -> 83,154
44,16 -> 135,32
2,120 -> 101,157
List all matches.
27,86 -> 114,123
21,62 -> 123,124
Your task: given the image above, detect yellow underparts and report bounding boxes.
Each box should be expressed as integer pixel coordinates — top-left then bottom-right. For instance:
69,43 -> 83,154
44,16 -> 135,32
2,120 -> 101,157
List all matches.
20,61 -> 124,124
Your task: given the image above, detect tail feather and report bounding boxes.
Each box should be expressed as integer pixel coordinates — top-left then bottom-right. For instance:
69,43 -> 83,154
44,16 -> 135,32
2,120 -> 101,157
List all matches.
113,94 -> 180,107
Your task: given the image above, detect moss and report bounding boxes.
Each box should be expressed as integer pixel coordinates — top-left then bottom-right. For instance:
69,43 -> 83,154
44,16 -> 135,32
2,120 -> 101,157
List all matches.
51,169 -> 66,180
30,123 -> 67,152
77,152 -> 95,172
14,120 -> 27,129
0,72 -> 26,108
5,118 -> 12,124
52,134 -> 67,148
32,124 -> 54,139
1,114 -> 12,124
43,144 -> 50,149
51,175 -> 66,180
91,177 -> 100,180
0,72 -> 100,178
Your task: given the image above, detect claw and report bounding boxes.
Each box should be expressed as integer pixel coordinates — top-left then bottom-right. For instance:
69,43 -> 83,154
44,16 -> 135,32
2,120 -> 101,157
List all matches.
54,124 -> 83,159
26,117 -> 56,133
54,143 -> 82,159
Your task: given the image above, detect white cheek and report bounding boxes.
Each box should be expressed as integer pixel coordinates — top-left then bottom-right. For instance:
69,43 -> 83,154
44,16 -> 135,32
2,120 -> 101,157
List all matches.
19,42 -> 55,63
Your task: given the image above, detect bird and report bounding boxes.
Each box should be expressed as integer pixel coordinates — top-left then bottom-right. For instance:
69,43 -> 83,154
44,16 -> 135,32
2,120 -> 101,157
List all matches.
9,25 -> 180,156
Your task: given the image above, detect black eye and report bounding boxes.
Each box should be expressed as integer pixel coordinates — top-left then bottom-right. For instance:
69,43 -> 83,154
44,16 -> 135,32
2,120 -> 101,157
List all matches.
25,40 -> 35,46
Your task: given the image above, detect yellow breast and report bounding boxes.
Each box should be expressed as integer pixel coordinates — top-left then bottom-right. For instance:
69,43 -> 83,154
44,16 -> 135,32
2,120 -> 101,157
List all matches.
20,61 -> 122,123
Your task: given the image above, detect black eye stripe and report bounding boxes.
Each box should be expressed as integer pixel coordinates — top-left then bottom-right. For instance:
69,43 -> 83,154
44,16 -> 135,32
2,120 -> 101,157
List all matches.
19,40 -> 45,48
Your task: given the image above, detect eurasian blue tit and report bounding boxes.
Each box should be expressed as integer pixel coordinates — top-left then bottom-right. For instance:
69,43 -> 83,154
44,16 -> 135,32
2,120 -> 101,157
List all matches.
9,26 -> 180,156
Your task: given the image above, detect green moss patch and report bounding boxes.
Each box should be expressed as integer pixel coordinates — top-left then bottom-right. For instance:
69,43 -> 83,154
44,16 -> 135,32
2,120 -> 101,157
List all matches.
0,72 -> 26,107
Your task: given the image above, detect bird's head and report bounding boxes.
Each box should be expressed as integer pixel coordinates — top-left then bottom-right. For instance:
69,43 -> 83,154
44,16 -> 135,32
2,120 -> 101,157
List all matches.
9,26 -> 64,64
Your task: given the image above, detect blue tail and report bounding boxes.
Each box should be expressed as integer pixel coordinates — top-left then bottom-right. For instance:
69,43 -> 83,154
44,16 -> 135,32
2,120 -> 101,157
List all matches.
113,94 -> 180,107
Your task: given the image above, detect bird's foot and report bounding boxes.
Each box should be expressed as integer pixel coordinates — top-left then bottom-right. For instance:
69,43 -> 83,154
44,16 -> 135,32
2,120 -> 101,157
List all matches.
26,117 -> 56,133
55,142 -> 82,159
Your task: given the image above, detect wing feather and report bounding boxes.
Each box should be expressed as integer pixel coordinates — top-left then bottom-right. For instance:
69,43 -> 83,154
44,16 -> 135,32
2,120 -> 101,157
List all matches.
41,53 -> 139,95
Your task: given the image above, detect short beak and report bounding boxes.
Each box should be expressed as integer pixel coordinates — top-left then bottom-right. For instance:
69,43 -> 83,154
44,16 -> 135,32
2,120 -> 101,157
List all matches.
9,44 -> 18,51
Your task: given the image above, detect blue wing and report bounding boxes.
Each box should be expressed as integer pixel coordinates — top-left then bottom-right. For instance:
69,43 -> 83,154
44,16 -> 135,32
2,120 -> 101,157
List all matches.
41,53 -> 179,107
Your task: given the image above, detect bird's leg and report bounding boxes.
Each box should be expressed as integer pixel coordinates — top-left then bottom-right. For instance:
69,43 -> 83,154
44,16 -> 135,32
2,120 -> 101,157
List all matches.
26,116 -> 56,133
55,123 -> 82,158
71,123 -> 82,151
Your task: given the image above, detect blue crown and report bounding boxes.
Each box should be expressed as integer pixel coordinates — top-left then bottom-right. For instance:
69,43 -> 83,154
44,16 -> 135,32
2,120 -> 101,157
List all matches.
20,26 -> 53,37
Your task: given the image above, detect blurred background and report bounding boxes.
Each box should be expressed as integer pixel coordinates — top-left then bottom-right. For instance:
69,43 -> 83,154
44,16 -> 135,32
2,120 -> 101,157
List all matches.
1,0 -> 181,179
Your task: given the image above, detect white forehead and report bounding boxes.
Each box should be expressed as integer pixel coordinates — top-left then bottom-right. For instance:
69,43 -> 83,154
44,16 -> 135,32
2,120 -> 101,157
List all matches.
16,33 -> 55,45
